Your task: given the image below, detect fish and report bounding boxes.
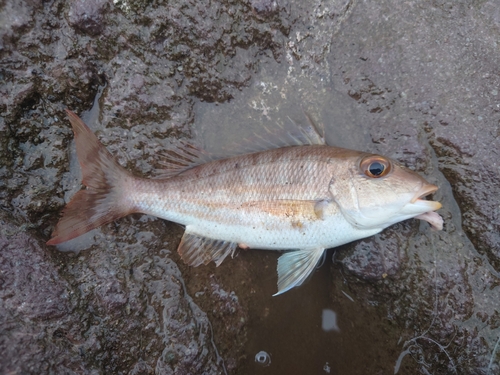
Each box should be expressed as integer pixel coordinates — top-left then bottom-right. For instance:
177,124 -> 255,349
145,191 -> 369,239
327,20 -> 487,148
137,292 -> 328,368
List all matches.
47,110 -> 443,295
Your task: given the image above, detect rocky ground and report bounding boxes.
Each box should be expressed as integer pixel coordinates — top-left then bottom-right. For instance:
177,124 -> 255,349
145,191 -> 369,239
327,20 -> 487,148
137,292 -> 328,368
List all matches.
1,0 -> 499,374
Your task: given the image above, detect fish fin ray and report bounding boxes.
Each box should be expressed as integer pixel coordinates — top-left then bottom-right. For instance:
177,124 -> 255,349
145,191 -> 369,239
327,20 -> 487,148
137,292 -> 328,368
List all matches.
202,112 -> 327,159
274,247 -> 325,296
47,110 -> 134,245
178,230 -> 238,267
234,118 -> 325,153
302,110 -> 326,145
152,142 -> 217,178
153,112 -> 326,173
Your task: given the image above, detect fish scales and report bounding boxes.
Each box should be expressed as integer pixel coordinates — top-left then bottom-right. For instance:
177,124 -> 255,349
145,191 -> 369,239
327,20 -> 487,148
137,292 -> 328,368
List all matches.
129,146 -> 354,250
133,146 -> 333,218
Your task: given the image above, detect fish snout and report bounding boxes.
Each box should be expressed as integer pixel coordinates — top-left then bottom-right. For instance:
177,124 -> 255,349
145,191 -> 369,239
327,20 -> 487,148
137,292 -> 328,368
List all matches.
410,183 -> 441,210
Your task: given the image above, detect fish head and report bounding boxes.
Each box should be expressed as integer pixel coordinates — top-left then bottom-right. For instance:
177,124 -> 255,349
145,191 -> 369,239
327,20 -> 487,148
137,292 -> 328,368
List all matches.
329,152 -> 442,230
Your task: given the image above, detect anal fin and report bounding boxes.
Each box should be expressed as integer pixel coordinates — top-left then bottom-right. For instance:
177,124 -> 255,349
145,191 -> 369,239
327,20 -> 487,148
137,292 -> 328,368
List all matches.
274,247 -> 325,296
178,230 -> 237,267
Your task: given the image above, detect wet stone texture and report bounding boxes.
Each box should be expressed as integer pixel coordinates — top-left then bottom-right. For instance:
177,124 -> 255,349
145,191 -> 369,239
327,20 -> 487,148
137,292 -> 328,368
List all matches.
326,1 -> 500,374
1,0 -> 500,374
0,211 -> 226,374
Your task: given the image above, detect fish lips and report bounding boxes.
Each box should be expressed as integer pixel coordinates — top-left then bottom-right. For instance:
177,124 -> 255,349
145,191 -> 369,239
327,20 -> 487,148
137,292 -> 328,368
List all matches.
401,183 -> 443,230
409,183 -> 442,211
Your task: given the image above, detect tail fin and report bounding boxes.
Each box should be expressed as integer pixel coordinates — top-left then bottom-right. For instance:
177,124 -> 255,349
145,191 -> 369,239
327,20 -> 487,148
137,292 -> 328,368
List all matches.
47,110 -> 135,245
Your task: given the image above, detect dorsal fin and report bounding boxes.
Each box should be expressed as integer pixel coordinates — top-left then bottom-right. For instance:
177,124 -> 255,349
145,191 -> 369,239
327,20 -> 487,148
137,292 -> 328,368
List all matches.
221,111 -> 326,157
152,142 -> 217,178
294,111 -> 326,146
152,111 -> 326,178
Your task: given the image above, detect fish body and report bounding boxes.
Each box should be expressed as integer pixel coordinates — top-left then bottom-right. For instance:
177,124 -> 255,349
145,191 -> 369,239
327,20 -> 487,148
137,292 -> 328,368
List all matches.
132,146 -> 379,251
48,110 -> 443,295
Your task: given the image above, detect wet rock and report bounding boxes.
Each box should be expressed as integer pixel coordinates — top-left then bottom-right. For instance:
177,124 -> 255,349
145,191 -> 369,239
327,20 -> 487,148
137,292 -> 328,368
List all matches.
68,0 -> 108,36
251,0 -> 279,18
325,1 -> 500,374
2,0 -> 500,374
193,0 -> 500,373
0,1 -> 41,51
0,212 -> 82,374
337,222 -> 414,281
0,211 -> 226,374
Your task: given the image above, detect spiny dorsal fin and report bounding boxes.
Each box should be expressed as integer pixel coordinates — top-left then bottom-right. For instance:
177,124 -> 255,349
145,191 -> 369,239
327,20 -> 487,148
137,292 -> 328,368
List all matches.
295,110 -> 326,146
274,247 -> 325,296
153,111 -> 326,178
178,230 -> 238,267
152,142 -> 216,178
222,112 -> 326,157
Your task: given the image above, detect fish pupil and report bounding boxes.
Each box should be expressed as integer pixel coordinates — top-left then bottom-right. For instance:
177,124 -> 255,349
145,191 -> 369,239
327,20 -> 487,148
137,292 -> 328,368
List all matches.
369,162 -> 385,176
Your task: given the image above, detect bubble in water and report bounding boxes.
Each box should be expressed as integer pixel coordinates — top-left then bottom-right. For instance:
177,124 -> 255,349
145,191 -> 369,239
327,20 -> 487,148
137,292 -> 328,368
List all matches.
255,351 -> 271,367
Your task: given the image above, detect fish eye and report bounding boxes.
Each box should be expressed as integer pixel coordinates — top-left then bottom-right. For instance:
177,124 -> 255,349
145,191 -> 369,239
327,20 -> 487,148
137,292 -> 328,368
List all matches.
360,156 -> 392,178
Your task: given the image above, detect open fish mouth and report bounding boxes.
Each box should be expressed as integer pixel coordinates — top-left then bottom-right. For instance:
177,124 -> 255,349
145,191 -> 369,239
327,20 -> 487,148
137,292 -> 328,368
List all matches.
410,183 -> 443,230
410,184 -> 442,211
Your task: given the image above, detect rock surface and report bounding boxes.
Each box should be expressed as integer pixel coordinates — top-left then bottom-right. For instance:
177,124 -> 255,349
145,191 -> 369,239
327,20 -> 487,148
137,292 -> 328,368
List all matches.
1,0 -> 499,374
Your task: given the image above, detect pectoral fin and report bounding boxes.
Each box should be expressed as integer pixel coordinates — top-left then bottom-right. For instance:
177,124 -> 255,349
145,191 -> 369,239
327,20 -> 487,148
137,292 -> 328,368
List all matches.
178,230 -> 237,267
313,199 -> 330,220
274,247 -> 325,296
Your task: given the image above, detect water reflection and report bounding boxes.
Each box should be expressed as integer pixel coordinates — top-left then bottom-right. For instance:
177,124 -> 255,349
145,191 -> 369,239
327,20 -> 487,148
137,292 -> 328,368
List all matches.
323,362 -> 331,373
321,309 -> 340,332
